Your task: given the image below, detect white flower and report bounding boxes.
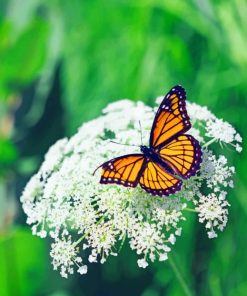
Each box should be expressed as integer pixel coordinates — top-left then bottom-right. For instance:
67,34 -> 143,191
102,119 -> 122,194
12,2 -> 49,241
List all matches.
78,265 -> 88,275
175,228 -> 182,236
206,118 -> 237,144
137,258 -> 149,268
20,97 -> 240,277
196,192 -> 229,238
40,139 -> 68,173
102,99 -> 135,114
187,102 -> 215,121
50,235 -> 84,278
235,133 -> 242,143
159,253 -> 168,261
208,230 -> 217,239
168,234 -> 176,245
200,151 -> 235,192
235,144 -> 242,153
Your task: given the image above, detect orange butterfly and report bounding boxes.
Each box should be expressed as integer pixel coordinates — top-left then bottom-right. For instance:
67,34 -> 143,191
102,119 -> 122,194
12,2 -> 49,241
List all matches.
95,85 -> 202,196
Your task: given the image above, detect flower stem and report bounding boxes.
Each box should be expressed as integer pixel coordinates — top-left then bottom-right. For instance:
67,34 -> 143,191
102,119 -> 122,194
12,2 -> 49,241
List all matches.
203,138 -> 217,148
75,215 -> 105,246
169,254 -> 194,296
183,208 -> 198,213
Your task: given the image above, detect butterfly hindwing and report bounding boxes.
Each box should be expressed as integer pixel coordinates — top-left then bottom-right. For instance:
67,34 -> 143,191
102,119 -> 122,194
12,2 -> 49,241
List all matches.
150,85 -> 191,149
100,154 -> 145,187
158,134 -> 202,179
139,161 -> 182,196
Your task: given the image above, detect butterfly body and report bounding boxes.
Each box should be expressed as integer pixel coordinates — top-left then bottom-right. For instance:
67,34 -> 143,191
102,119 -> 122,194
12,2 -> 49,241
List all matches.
140,145 -> 176,176
96,85 -> 202,197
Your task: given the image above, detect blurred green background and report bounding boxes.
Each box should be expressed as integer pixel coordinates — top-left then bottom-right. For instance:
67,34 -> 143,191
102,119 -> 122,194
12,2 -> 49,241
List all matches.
0,0 -> 246,295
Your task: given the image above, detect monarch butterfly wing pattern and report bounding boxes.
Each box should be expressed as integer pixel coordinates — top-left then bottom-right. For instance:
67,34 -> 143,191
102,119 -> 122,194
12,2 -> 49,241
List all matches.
150,85 -> 191,149
97,84 -> 203,197
100,154 -> 145,187
158,135 -> 202,179
139,161 -> 182,196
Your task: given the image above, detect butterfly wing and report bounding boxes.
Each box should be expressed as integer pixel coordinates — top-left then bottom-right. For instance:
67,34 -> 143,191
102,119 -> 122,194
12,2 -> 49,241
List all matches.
158,135 -> 202,179
98,153 -> 182,196
150,85 -> 191,149
99,154 -> 145,187
139,160 -> 182,196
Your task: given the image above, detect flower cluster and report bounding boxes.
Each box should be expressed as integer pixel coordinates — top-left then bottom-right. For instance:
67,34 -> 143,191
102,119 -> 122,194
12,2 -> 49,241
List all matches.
195,192 -> 230,238
21,96 -> 241,278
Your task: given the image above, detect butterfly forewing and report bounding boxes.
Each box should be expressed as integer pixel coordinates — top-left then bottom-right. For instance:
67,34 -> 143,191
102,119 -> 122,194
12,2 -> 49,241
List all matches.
100,154 -> 145,187
150,85 -> 191,149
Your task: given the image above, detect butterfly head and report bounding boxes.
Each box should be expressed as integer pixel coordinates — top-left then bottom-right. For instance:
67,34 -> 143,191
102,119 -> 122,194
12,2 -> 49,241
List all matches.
140,145 -> 149,154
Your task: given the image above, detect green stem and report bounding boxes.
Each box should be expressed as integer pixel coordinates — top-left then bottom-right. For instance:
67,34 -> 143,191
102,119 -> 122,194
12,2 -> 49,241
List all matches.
169,254 -> 194,296
183,208 -> 198,213
75,215 -> 105,246
202,138 -> 217,148
118,230 -> 127,252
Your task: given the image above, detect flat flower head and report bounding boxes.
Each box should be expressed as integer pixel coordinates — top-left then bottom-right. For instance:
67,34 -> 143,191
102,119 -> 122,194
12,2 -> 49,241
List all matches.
21,94 -> 241,277
196,192 -> 229,238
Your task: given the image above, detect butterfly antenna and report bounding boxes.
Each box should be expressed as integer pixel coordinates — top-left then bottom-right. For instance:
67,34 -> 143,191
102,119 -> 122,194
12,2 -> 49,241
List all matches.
109,140 -> 139,147
139,120 -> 143,145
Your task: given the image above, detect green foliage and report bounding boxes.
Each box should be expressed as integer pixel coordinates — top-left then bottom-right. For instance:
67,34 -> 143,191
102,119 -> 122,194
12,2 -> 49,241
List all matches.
0,0 -> 246,295
0,227 -> 48,296
0,138 -> 18,175
0,18 -> 49,99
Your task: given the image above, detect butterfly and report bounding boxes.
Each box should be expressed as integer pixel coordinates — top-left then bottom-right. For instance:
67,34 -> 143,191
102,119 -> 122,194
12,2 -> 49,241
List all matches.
94,85 -> 202,196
